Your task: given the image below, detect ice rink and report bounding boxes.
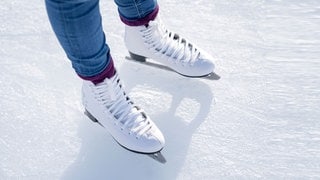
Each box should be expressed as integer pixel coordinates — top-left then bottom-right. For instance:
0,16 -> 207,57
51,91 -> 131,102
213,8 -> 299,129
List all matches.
1,0 -> 319,179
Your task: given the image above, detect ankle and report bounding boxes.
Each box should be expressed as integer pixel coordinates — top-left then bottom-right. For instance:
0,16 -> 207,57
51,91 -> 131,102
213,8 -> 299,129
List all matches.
120,5 -> 159,27
78,57 -> 116,85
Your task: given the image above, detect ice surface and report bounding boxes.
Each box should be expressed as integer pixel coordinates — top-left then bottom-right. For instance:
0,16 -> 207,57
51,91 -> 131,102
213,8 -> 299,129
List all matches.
1,0 -> 319,179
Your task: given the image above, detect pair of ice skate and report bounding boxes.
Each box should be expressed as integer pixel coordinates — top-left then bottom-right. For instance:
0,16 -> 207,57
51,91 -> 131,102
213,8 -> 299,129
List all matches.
83,16 -> 214,163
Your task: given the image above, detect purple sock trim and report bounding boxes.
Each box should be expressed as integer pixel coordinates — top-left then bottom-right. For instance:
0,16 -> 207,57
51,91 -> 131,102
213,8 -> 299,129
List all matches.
78,57 -> 115,84
120,5 -> 159,26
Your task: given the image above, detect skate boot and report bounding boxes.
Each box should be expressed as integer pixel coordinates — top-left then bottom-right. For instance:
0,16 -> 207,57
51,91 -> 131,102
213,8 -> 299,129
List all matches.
82,72 -> 165,154
125,15 -> 215,77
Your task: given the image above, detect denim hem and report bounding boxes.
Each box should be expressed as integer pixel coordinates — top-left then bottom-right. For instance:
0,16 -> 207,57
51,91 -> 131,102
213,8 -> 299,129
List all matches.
120,5 -> 159,26
78,55 -> 115,84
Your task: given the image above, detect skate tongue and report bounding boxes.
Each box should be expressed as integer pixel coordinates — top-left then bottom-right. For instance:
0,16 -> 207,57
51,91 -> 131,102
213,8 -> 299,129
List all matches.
129,107 -> 145,125
119,106 -> 150,135
106,80 -> 117,101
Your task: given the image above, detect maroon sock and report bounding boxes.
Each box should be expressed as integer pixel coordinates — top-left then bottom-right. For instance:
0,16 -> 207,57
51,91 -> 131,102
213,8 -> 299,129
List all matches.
120,5 -> 159,26
78,57 -> 116,85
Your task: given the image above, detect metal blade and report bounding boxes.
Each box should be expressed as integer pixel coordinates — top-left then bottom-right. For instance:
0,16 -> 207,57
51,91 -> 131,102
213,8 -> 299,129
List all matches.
148,151 -> 167,164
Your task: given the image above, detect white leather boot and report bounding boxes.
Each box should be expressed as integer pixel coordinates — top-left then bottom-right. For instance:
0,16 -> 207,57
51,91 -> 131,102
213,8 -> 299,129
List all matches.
82,73 -> 165,153
125,16 -> 215,77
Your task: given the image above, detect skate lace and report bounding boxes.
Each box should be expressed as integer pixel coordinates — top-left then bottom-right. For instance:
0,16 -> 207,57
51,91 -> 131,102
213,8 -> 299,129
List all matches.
92,74 -> 152,138
140,18 -> 200,66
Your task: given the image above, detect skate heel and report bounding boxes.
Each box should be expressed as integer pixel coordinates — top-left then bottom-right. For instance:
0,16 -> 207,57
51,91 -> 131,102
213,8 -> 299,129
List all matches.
129,52 -> 146,62
84,109 -> 98,123
84,109 -> 104,127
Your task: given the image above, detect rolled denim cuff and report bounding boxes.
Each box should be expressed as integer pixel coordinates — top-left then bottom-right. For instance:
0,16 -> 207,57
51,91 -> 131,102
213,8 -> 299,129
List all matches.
120,5 -> 159,26
78,56 -> 115,84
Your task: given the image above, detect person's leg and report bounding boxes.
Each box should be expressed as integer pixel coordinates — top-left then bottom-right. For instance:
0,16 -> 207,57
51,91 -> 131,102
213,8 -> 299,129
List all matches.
45,0 -> 114,84
45,0 -> 165,155
114,0 -> 158,26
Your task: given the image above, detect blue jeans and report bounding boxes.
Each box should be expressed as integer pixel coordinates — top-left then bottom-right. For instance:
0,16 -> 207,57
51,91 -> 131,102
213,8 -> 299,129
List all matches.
45,0 -> 157,78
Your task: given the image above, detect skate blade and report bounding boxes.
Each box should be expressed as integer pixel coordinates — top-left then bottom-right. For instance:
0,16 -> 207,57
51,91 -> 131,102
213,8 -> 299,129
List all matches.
116,140 -> 167,164
148,151 -> 167,164
125,55 -> 220,80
